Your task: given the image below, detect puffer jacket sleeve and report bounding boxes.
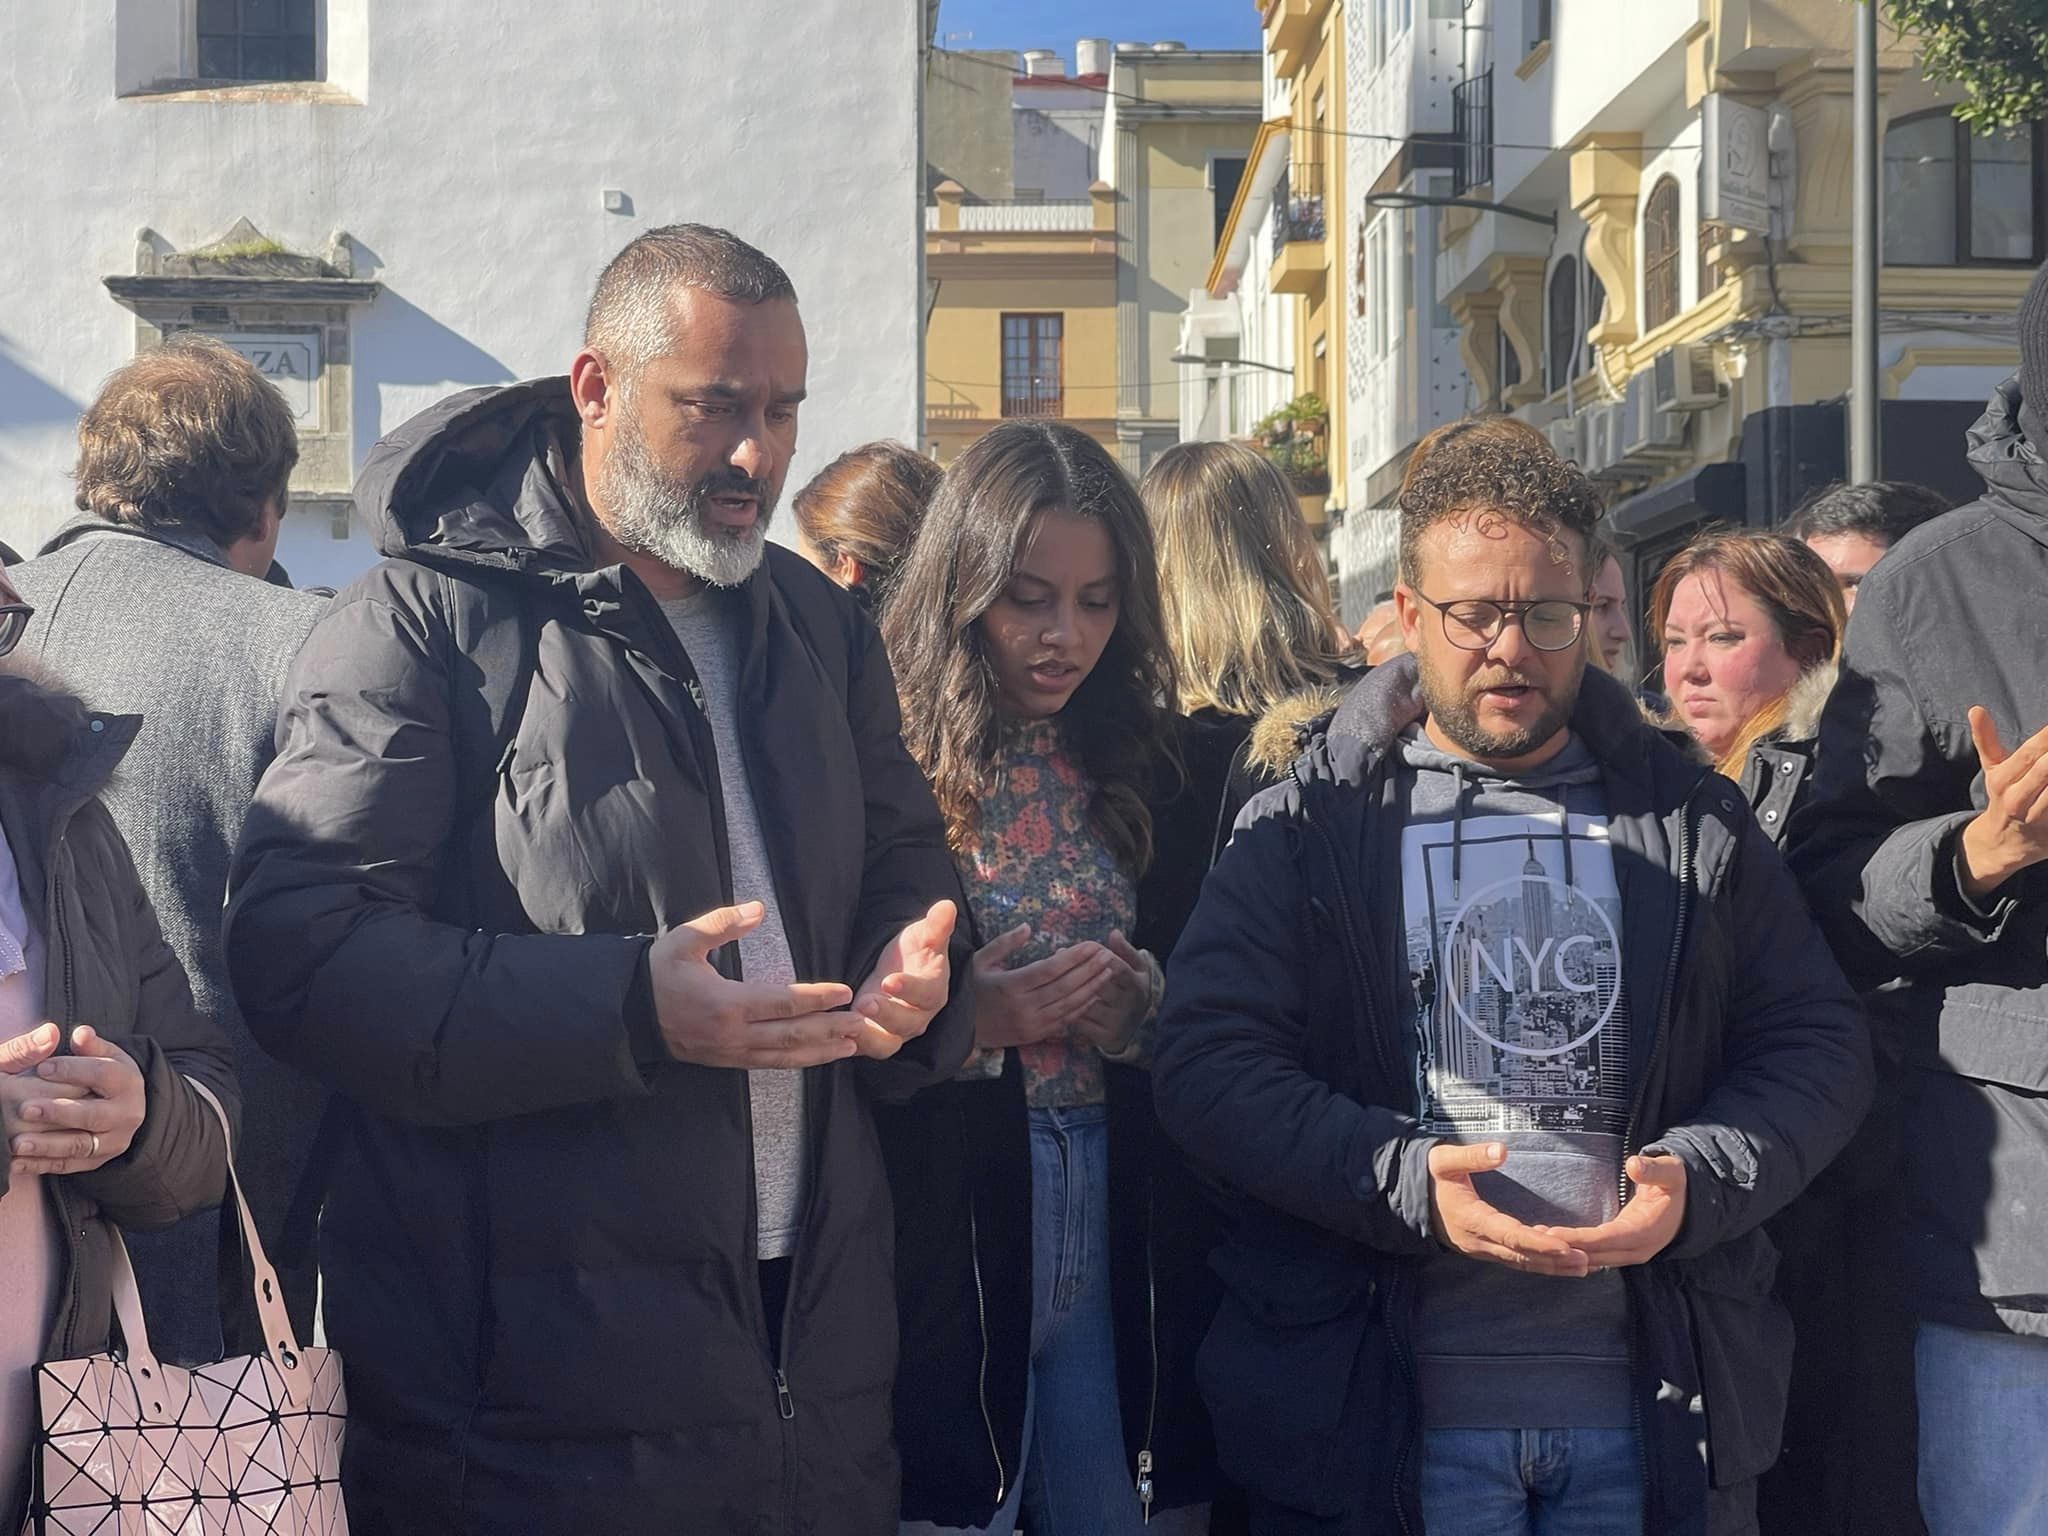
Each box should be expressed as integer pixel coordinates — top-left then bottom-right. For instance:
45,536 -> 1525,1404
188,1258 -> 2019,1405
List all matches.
1153,793 -> 1438,1255
224,567 -> 655,1127
70,801 -> 234,1231
1787,574 -> 2017,987
843,621 -> 976,1103
1654,806 -> 1874,1260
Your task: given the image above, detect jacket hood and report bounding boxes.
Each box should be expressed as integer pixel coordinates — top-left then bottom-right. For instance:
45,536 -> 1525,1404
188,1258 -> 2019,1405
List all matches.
37,514 -> 234,570
1781,657 -> 1839,745
1247,684 -> 1351,778
1303,651 -> 1692,792
0,653 -> 139,794
1966,376 -> 2048,552
355,378 -> 595,574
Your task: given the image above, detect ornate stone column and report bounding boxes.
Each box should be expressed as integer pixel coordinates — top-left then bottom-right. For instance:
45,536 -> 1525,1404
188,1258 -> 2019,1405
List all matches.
1569,133 -> 1645,360
1486,254 -> 1548,407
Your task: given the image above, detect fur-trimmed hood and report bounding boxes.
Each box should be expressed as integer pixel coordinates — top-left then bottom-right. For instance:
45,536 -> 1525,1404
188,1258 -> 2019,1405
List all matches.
1246,685 -> 1351,778
1781,657 -> 1840,745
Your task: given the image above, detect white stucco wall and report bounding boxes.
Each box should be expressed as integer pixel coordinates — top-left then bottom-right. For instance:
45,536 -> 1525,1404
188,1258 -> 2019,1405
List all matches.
0,3 -> 921,590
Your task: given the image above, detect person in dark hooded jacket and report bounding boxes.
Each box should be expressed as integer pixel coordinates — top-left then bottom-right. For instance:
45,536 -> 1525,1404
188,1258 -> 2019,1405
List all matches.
1154,424 -> 1872,1536
224,225 -> 974,1535
1789,299 -> 2048,1532
1,565 -> 237,1532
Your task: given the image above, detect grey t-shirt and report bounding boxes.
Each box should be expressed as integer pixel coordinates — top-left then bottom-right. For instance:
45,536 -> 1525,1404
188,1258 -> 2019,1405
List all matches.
661,591 -> 808,1262
1398,728 -> 1632,1429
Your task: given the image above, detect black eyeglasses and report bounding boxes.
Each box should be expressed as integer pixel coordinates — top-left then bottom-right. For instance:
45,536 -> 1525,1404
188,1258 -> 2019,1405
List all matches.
1411,592 -> 1591,653
0,603 -> 30,659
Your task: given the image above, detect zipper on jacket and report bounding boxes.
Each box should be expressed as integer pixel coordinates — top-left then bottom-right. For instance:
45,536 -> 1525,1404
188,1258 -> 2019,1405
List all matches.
1135,1170 -> 1160,1522
1290,766 -> 1418,1536
1618,781 -> 1704,1536
49,834 -> 86,1356
967,1200 -> 1008,1508
1382,1269 -> 1420,1536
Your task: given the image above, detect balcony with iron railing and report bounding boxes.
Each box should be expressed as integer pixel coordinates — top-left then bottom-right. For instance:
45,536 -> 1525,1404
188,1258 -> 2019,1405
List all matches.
1452,68 -> 1494,197
1270,159 -> 1329,296
1000,374 -> 1064,420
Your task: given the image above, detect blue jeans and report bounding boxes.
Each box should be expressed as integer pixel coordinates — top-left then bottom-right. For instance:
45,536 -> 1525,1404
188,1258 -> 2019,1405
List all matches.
1916,1321 -> 2048,1534
1420,1428 -> 1644,1536
906,1105 -> 1153,1536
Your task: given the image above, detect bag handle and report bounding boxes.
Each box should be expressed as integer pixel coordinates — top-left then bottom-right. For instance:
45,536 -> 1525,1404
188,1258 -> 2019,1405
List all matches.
105,1076 -> 313,1418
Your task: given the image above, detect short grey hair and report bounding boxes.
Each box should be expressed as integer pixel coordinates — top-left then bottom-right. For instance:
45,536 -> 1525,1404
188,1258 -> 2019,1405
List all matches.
584,224 -> 798,380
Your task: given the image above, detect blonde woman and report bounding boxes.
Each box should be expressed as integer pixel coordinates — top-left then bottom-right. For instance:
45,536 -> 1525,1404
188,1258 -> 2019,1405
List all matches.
1137,442 -> 1358,932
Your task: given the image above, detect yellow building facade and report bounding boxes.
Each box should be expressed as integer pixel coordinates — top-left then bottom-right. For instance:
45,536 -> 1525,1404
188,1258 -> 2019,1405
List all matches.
924,181 -> 1121,465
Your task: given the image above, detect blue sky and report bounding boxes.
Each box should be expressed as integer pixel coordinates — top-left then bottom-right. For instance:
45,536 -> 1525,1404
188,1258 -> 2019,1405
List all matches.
935,0 -> 1260,56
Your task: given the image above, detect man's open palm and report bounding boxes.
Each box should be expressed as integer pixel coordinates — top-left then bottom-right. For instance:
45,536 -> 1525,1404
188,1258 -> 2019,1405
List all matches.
1542,1153 -> 1689,1268
851,901 -> 957,1060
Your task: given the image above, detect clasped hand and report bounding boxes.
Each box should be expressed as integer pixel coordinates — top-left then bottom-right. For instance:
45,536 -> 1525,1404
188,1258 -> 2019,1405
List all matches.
3,1023 -> 147,1178
971,924 -> 1153,1054
1427,1142 -> 1688,1277
649,899 -> 957,1069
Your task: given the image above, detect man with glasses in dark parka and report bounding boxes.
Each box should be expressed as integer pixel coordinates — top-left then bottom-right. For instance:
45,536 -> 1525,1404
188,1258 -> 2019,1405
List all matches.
1153,421 -> 1872,1536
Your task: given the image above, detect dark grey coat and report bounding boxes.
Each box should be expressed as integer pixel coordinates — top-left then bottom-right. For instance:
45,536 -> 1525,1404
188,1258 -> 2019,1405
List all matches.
8,518 -> 326,1360
0,661 -> 236,1530
1155,656 -> 1874,1535
224,380 -> 975,1535
1790,376 -> 2048,1341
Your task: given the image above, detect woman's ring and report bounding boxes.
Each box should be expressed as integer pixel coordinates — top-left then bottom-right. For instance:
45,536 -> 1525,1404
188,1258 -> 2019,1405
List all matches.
89,1133 -> 100,1160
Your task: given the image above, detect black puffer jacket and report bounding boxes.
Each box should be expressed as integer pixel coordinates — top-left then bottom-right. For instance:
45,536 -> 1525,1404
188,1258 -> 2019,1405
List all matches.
1790,375 -> 2048,1343
224,380 -> 974,1535
1154,656 -> 1873,1535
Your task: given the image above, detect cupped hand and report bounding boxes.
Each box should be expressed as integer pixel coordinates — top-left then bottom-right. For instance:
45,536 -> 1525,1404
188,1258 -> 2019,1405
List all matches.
1539,1153 -> 1688,1269
971,925 -> 1117,1050
1071,932 -> 1155,1056
849,901 -> 957,1060
649,902 -> 860,1069
1428,1142 -> 1593,1278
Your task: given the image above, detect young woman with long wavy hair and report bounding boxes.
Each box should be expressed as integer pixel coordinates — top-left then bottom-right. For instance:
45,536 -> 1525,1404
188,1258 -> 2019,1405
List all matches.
878,421 -> 1208,1536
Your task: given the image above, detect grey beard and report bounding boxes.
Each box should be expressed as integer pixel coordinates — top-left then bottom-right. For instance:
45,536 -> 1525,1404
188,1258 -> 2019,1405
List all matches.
596,418 -> 774,589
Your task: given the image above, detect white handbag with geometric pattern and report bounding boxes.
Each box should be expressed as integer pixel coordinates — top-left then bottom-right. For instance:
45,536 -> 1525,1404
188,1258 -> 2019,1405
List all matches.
23,1079 -> 348,1535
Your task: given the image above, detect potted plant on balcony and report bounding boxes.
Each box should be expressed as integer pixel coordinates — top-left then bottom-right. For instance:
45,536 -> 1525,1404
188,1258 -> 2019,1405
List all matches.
1289,392 -> 1329,438
1262,433 -> 1330,498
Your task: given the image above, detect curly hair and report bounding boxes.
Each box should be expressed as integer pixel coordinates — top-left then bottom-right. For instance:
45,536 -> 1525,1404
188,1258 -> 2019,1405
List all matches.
73,334 -> 299,547
1397,415 -> 1604,585
881,421 -> 1177,875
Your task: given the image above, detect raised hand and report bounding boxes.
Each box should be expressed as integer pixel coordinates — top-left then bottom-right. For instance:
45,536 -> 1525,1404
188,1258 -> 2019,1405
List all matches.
971,925 -> 1118,1051
1428,1142 -> 1593,1278
1958,708 -> 2048,901
849,901 -> 958,1061
1540,1153 -> 1689,1269
9,1026 -> 143,1177
649,902 -> 859,1070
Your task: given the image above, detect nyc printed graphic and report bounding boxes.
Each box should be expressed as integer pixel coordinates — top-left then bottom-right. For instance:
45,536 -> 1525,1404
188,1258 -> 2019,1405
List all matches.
1403,813 -> 1631,1140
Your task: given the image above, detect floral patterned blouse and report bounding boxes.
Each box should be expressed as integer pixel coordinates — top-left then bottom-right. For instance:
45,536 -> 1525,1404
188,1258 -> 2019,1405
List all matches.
959,716 -> 1136,1108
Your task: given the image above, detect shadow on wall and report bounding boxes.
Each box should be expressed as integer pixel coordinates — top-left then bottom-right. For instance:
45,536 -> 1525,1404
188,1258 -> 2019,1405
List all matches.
0,332 -> 86,441
348,275 -> 517,467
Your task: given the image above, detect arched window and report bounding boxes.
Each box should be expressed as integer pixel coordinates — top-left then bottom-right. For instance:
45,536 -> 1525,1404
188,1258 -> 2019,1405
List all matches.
1885,111 -> 2043,266
1546,256 -> 1577,393
1579,268 -> 1607,380
1643,176 -> 1683,331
